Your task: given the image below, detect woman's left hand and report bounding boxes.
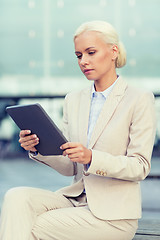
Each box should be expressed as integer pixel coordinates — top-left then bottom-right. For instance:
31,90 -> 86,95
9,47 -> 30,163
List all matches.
60,142 -> 92,165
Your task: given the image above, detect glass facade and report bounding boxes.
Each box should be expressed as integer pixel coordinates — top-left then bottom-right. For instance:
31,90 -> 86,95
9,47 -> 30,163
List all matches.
0,0 -> 159,156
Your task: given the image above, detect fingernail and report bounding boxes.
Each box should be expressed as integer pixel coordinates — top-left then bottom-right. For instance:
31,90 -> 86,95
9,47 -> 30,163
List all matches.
60,146 -> 62,149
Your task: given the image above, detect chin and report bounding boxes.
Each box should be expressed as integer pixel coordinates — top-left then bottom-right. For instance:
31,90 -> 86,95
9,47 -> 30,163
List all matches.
84,75 -> 95,81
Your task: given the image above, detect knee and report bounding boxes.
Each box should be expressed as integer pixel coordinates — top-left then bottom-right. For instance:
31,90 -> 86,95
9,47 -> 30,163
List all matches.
3,186 -> 32,206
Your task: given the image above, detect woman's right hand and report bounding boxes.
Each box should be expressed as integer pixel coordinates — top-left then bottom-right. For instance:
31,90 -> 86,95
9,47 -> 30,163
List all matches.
19,130 -> 39,152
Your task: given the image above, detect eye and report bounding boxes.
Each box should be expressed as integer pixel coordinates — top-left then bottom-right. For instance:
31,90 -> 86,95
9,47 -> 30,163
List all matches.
88,51 -> 96,55
76,54 -> 82,59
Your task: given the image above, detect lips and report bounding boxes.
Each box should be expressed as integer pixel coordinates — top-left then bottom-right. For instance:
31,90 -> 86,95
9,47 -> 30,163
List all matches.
83,69 -> 94,74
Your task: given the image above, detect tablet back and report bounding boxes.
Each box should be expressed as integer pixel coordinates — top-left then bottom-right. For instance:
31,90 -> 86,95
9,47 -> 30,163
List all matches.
6,103 -> 67,156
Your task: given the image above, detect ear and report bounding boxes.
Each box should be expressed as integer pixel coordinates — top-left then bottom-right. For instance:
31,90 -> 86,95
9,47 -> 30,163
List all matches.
111,44 -> 119,60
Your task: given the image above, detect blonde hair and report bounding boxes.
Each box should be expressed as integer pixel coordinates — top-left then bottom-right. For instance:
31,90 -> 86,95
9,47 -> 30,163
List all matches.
74,20 -> 126,68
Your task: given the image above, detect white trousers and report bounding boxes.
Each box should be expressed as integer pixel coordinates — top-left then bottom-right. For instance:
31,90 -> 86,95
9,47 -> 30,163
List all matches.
0,187 -> 138,240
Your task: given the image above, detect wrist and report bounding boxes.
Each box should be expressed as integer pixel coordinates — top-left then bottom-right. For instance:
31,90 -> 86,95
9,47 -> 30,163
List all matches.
30,150 -> 38,156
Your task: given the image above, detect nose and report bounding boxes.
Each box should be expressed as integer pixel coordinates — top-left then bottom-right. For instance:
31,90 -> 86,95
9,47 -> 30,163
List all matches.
80,55 -> 89,66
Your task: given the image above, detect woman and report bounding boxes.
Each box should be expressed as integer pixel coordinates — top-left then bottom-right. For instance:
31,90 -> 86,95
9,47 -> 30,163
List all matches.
0,21 -> 156,240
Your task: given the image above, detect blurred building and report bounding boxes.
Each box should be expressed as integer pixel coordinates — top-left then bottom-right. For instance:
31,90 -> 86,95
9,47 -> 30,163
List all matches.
0,0 -> 160,158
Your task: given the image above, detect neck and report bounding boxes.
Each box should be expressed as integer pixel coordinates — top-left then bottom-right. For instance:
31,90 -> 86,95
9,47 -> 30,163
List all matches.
94,72 -> 118,92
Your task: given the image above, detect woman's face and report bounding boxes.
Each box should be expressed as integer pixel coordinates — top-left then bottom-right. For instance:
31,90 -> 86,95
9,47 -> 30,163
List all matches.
74,31 -> 118,83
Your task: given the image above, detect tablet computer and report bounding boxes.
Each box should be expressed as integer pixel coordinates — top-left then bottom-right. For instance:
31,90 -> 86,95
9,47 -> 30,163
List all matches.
6,103 -> 67,156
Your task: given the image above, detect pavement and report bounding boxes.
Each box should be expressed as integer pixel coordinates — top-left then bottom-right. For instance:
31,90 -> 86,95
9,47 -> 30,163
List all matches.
0,155 -> 160,219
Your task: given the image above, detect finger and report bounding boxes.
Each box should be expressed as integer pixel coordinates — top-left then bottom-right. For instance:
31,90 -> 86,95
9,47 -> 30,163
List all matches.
19,130 -> 31,138
22,142 -> 38,151
63,146 -> 83,156
19,134 -> 38,144
60,142 -> 80,150
20,139 -> 39,151
20,138 -> 39,147
68,152 -> 84,159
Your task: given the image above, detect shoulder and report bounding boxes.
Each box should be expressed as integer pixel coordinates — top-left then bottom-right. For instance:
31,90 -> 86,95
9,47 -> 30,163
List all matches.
125,83 -> 155,103
124,84 -> 156,122
117,78 -> 155,116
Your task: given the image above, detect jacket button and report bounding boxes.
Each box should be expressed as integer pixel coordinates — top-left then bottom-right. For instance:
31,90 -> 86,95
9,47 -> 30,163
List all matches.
100,171 -> 104,176
102,172 -> 107,176
96,170 -> 101,175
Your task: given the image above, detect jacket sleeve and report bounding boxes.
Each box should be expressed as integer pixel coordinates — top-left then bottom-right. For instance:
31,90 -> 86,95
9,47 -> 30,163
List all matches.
87,92 -> 157,181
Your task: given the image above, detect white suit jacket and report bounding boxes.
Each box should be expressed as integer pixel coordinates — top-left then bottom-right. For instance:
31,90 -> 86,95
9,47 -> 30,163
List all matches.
30,77 -> 156,220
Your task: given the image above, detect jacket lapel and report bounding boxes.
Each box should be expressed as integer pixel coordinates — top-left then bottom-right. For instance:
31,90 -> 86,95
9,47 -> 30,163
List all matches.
78,86 -> 92,147
88,77 -> 128,149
